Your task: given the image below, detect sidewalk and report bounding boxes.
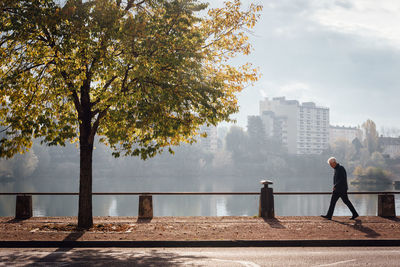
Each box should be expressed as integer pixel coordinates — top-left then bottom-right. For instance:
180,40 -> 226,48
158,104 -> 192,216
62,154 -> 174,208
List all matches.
1,216 -> 400,246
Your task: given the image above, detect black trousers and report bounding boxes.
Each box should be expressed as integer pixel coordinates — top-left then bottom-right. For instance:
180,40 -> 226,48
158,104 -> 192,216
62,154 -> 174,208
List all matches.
326,191 -> 358,217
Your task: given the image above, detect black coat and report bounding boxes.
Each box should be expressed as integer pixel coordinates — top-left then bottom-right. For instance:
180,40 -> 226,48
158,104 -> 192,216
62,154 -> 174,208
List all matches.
333,163 -> 348,192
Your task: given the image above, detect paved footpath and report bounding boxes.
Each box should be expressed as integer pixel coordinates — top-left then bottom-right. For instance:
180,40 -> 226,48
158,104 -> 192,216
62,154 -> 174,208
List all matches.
0,216 -> 400,246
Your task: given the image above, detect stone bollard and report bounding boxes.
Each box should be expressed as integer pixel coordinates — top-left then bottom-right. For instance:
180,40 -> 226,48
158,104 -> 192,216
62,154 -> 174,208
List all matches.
138,194 -> 153,219
15,195 -> 32,220
259,180 -> 274,218
378,194 -> 396,217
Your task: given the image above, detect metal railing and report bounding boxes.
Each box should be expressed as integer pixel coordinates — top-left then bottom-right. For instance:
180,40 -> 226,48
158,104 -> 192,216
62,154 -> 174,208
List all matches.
2,191 -> 398,219
1,191 -> 400,196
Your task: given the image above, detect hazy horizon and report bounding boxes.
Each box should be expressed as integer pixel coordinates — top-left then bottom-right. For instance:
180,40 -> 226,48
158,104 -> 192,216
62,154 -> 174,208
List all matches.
214,0 -> 400,130
1,0 -> 400,219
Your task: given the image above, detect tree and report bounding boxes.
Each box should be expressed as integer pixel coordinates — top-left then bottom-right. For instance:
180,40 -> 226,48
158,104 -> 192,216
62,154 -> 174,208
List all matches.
247,115 -> 266,156
362,119 -> 380,154
225,125 -> 248,163
0,148 -> 38,180
330,139 -> 356,163
0,0 -> 262,228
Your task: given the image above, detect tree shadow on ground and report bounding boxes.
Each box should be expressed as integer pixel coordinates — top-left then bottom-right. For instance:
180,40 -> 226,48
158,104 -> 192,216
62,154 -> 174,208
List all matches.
62,230 -> 86,241
28,228 -> 86,265
1,248 -> 208,266
5,218 -> 28,223
331,219 -> 380,238
263,217 -> 286,229
0,228 -> 207,266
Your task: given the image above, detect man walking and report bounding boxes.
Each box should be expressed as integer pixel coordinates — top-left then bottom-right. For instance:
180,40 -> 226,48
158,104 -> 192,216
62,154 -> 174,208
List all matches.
321,157 -> 359,220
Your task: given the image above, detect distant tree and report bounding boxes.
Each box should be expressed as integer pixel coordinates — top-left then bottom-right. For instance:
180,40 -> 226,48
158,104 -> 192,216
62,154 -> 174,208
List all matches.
362,119 -> 380,155
247,115 -> 266,158
369,151 -> 386,168
353,165 -> 364,177
0,0 -> 262,228
0,149 -> 38,179
353,165 -> 393,182
225,126 -> 248,163
331,139 -> 356,164
212,149 -> 233,171
351,137 -> 363,156
359,147 -> 371,167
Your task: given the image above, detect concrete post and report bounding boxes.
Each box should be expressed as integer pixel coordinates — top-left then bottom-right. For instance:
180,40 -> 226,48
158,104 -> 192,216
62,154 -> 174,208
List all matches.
138,195 -> 153,219
15,195 -> 32,219
259,180 -> 274,218
378,194 -> 396,217
394,181 -> 400,190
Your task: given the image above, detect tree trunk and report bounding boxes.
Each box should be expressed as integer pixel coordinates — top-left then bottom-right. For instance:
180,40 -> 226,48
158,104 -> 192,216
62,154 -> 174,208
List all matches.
78,137 -> 93,229
77,90 -> 94,229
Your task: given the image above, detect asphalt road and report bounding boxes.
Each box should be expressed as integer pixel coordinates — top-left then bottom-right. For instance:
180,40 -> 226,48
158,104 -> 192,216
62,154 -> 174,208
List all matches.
1,247 -> 400,266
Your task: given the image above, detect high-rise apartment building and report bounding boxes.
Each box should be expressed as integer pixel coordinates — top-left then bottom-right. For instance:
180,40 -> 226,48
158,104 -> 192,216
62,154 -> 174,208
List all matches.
297,102 -> 330,154
259,97 -> 330,154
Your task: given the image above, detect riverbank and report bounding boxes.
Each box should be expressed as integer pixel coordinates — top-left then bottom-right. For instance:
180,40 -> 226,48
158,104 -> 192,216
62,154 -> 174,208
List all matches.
1,216 -> 400,242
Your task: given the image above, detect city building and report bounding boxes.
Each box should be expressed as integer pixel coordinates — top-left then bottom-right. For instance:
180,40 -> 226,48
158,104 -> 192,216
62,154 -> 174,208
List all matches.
297,102 -> 330,154
379,137 -> 400,159
329,125 -> 363,145
259,97 -> 298,153
259,97 -> 330,154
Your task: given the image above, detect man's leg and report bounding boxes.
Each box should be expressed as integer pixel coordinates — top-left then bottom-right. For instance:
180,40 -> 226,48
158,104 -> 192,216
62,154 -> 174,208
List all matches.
340,192 -> 358,217
326,192 -> 340,218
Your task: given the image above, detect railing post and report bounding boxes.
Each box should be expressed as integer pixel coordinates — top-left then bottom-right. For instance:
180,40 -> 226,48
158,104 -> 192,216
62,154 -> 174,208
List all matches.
259,180 -> 274,218
394,181 -> 400,190
15,195 -> 32,219
378,194 -> 396,217
138,194 -> 153,219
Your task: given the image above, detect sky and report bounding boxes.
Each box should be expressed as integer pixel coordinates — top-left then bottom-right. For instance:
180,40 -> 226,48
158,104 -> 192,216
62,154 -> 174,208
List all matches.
214,0 -> 400,131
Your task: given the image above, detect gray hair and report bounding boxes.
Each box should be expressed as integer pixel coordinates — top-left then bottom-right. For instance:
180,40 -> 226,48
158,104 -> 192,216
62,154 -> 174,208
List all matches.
327,157 -> 337,164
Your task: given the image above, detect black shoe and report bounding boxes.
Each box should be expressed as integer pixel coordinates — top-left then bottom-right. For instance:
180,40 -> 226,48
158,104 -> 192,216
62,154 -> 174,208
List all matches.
350,214 -> 359,220
321,215 -> 331,220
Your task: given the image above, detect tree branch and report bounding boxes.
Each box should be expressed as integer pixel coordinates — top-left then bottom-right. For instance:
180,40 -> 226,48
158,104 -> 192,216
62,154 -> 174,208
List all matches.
89,105 -> 110,144
60,70 -> 82,116
201,24 -> 242,50
19,62 -> 46,73
0,125 -> 12,133
91,75 -> 118,108
125,0 -> 145,11
121,65 -> 133,93
87,37 -> 107,79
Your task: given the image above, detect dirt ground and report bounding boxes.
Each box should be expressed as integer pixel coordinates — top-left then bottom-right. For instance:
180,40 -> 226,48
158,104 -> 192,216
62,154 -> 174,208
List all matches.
1,216 -> 400,241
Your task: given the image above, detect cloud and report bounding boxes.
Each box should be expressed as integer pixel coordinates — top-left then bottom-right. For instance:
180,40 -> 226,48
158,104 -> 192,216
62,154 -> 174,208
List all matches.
259,81 -> 313,102
310,0 -> 400,48
219,0 -> 400,130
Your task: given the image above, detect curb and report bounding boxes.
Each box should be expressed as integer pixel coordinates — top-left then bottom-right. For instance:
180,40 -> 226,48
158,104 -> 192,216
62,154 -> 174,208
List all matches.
1,240 -> 400,248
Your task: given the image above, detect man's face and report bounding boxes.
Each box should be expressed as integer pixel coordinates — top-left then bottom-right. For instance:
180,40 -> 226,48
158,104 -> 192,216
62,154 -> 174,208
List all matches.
329,161 -> 337,169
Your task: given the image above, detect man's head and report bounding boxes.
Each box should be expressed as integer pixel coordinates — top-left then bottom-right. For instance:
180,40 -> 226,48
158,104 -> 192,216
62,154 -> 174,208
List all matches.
327,157 -> 337,168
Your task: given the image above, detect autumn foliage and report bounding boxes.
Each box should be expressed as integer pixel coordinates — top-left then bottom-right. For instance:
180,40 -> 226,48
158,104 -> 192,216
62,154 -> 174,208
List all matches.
0,0 -> 262,228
